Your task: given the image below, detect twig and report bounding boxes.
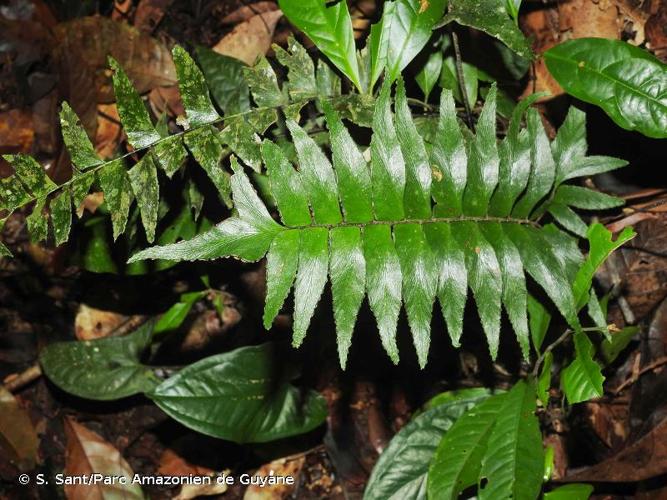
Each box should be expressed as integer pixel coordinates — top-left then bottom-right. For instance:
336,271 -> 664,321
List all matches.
613,355 -> 667,394
531,329 -> 573,379
450,30 -> 475,132
3,364 -> 42,393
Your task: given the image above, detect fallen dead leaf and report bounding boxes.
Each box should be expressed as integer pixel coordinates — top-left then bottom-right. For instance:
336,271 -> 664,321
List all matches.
95,103 -> 122,159
134,0 -> 174,33
63,418 -> 143,500
0,386 -> 39,471
75,304 -> 128,341
220,1 -> 278,25
243,456 -> 305,499
158,449 -> 229,500
212,10 -> 283,66
0,109 -> 34,153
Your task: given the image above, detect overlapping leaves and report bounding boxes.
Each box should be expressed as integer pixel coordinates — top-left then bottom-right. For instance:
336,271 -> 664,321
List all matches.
131,79 -> 627,368
0,39 -> 364,255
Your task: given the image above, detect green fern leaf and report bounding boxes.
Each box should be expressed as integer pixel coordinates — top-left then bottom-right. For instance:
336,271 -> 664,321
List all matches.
130,81 -> 629,368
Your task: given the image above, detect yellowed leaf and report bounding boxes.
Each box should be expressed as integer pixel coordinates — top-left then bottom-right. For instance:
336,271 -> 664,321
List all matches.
243,456 -> 304,500
212,10 -> 283,66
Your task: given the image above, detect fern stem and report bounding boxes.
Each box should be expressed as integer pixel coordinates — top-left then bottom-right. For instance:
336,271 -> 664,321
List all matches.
286,216 -> 540,230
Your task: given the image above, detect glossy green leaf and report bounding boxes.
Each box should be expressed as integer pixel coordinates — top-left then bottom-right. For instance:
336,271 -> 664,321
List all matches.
544,484 -> 594,500
478,380 -> 544,500
330,227 -> 365,368
149,343 -> 327,443
548,203 -> 588,237
431,89 -> 467,215
4,154 -> 56,198
184,125 -> 231,205
152,135 -> 188,179
322,101 -> 373,223
172,45 -> 220,127
220,116 -> 262,172
561,156 -> 628,183
463,86 -> 499,216
553,185 -> 624,212
440,56 -> 479,109
287,120 -> 342,225
154,291 -> 206,333
527,293 -> 551,352
551,107 -> 587,185
364,224 -> 402,363
262,140 -> 311,226
395,224 -> 437,368
424,222 -> 467,347
26,199 -> 48,243
562,331 -> 604,404
128,154 -> 159,243
442,0 -> 533,59
40,321 -> 159,400
545,38 -> 667,138
292,228 -> 329,347
264,230 -> 300,329
371,80 -> 405,221
427,391 -> 507,500
98,159 -> 134,240
396,79 -> 431,218
601,326 -> 639,365
51,189 -> 72,246
364,388 -> 491,500
454,221 -> 502,359
376,0 -> 447,82
572,224 -> 635,309
416,50 -> 443,100
59,102 -> 103,170
109,57 -> 161,149
195,46 -> 250,115
278,0 -> 362,91
513,109 -> 556,218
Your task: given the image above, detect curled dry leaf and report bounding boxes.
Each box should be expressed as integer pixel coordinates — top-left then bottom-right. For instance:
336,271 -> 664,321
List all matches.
0,386 -> 39,471
0,109 -> 34,153
63,418 -> 143,500
75,304 -> 128,341
95,103 -> 123,159
212,10 -> 284,66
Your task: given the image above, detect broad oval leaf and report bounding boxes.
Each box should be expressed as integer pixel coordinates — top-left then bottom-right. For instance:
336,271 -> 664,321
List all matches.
148,343 -> 327,443
545,38 -> 667,139
365,388 -> 492,500
40,320 -> 159,400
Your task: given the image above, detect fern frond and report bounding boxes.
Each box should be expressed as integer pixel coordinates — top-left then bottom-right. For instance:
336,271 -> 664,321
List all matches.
0,39 -> 369,251
130,79 -> 627,368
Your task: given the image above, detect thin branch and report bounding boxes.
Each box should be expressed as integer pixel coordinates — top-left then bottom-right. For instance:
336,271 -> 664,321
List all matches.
613,355 -> 667,394
451,30 -> 475,132
532,328 -> 573,379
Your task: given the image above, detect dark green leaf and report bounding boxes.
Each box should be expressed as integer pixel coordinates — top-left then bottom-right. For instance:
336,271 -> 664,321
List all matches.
544,484 -> 594,500
40,321 -> 159,400
128,154 -> 159,243
562,331 -> 604,404
478,380 -> 544,500
553,185 -> 624,211
527,293 -> 551,352
26,199 -> 48,243
98,159 -> 134,240
152,135 -> 188,179
278,0 -> 362,90
59,102 -> 102,170
184,125 -> 231,206
364,388 -> 492,500
148,343 -> 327,443
51,189 -> 72,246
442,0 -> 533,59
264,229 -> 299,329
195,46 -> 250,115
440,56 -> 478,109
274,37 -> 318,102
4,154 -> 56,197
416,50 -> 443,100
427,391 -> 507,500
172,45 -> 220,127
600,326 -> 639,365
545,38 -> 667,138
220,116 -> 262,172
109,57 -> 161,149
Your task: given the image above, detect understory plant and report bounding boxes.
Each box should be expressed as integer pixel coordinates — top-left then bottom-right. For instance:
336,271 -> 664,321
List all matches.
3,0 -> 662,497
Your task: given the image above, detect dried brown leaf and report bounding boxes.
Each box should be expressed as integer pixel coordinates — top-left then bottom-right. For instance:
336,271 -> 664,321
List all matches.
212,10 -> 283,66
74,304 -> 128,341
0,386 -> 39,471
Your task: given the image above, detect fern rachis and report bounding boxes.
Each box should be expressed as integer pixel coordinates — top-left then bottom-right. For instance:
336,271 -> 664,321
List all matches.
130,78 -> 627,368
